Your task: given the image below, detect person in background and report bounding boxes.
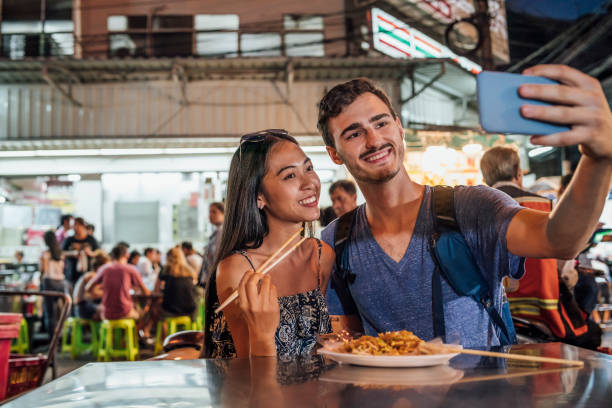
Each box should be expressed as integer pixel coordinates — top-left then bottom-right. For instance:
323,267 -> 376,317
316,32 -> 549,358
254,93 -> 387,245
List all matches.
319,206 -> 337,227
86,244 -> 149,322
40,231 -> 66,336
86,223 -> 95,239
13,250 -> 24,265
128,250 -> 141,266
154,246 -> 197,337
480,145 -> 601,349
329,180 -> 358,218
182,242 -> 203,278
62,217 -> 99,288
55,214 -> 73,246
138,248 -> 159,291
199,202 -> 225,286
154,249 -> 163,271
559,172 -> 605,323
75,249 -> 108,321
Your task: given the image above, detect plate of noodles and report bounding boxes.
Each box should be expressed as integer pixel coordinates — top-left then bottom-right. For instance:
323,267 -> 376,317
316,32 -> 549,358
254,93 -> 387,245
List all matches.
317,330 -> 461,368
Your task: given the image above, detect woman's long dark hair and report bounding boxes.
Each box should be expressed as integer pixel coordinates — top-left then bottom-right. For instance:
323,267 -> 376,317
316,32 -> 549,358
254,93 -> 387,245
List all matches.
44,230 -> 62,261
202,131 -> 298,357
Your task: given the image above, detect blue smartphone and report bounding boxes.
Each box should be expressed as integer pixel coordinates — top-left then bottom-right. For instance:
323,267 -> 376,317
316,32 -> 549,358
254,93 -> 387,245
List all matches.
477,71 -> 570,135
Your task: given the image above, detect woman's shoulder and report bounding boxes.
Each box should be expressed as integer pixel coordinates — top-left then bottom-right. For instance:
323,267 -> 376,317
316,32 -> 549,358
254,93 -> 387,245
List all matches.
216,252 -> 253,287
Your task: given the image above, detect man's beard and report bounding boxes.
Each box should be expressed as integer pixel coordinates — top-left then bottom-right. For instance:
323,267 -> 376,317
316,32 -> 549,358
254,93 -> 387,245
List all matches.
339,144 -> 402,184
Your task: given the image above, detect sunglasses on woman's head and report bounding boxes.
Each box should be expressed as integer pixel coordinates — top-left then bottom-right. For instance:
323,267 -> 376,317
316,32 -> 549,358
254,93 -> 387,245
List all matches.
239,129 -> 290,160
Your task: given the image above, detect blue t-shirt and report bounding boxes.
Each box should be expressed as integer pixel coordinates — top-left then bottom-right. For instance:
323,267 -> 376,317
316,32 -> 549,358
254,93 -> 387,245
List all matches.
322,185 -> 525,347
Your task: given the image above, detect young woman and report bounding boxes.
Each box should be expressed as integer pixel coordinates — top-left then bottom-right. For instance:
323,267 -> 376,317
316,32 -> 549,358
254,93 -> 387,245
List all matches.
40,230 -> 67,335
155,246 -> 198,319
203,129 -> 334,359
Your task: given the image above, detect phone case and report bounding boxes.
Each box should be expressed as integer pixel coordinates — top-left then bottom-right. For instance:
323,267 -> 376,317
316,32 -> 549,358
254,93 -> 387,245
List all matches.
477,71 -> 570,135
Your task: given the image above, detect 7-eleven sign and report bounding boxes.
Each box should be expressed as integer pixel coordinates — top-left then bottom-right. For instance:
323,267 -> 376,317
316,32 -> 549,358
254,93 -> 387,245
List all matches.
371,7 -> 481,74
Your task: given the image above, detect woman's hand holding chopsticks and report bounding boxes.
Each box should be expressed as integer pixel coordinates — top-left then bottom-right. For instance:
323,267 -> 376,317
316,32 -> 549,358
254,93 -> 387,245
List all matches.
238,271 -> 280,356
214,229 -> 306,314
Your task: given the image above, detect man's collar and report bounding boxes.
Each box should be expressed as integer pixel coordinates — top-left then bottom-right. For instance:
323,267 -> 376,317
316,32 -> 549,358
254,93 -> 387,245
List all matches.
491,181 -> 520,189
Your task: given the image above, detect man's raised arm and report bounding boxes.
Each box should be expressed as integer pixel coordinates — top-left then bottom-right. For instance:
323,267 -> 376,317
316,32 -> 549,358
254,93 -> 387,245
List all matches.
506,65 -> 612,259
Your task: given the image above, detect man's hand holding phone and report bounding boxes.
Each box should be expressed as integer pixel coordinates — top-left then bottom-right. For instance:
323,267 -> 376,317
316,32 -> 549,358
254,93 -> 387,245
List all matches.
519,64 -> 612,161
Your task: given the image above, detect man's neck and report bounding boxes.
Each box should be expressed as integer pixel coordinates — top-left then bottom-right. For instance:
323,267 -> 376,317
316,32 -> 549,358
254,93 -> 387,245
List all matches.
357,169 -> 423,225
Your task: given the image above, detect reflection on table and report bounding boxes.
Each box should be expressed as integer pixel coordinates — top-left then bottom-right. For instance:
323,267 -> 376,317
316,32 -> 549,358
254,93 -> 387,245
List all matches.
4,342 -> 612,407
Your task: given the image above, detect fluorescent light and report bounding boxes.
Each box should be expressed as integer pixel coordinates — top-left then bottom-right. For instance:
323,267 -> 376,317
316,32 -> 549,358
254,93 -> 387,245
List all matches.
528,146 -> 554,158
100,148 -> 164,156
0,151 -> 36,157
462,143 -> 483,155
0,145 -> 330,158
37,149 -> 100,156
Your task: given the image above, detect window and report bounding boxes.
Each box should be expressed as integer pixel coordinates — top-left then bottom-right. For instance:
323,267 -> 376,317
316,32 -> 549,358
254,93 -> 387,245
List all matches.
282,15 -> 324,57
241,33 -> 282,57
107,15 -> 147,31
285,33 -> 324,57
283,15 -> 323,30
195,14 -> 239,57
1,0 -> 74,59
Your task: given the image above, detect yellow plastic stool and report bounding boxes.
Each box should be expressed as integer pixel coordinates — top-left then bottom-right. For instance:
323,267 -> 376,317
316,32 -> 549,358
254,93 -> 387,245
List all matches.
97,319 -> 139,362
154,316 -> 192,355
61,317 -> 99,359
10,317 -> 29,354
195,298 -> 205,331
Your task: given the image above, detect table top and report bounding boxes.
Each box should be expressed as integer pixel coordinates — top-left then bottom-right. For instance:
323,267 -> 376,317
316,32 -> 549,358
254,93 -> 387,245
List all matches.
5,342 -> 612,407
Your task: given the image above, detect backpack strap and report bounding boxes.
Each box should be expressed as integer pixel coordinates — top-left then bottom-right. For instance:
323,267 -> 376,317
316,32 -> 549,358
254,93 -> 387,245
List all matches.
334,208 -> 358,285
432,185 -> 457,233
431,185 -> 514,345
430,186 -> 455,340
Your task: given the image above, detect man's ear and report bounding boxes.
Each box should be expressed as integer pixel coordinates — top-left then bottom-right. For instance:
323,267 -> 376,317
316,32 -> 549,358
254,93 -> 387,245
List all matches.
326,146 -> 344,165
395,115 -> 403,130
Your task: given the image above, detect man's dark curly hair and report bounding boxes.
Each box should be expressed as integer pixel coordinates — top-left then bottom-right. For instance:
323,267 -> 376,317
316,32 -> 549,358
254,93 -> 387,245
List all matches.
317,78 -> 397,148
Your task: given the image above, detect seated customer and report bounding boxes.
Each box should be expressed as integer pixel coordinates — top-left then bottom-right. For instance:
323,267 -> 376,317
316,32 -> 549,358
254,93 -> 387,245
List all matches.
75,249 -> 109,320
86,244 -> 150,321
154,246 -> 198,336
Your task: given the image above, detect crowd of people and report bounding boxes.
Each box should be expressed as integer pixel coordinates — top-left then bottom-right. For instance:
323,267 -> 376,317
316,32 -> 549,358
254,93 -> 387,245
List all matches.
35,202 -> 226,345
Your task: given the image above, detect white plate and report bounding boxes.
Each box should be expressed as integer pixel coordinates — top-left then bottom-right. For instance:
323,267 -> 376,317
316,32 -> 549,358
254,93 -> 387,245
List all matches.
317,349 -> 460,368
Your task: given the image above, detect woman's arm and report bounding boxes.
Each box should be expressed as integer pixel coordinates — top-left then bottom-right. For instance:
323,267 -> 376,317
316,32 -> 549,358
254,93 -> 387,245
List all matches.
216,255 -> 279,357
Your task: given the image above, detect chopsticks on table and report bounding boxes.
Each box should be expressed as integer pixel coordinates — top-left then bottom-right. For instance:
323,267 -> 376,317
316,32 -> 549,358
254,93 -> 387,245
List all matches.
214,227 -> 305,314
443,346 -> 584,367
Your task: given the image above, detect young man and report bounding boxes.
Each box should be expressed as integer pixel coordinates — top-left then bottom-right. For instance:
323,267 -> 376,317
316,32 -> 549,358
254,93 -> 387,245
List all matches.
86,244 -> 149,321
329,180 -> 358,218
138,247 -> 159,291
62,217 -> 99,286
317,65 -> 612,347
199,202 -> 224,286
55,214 -> 73,245
182,241 -> 203,276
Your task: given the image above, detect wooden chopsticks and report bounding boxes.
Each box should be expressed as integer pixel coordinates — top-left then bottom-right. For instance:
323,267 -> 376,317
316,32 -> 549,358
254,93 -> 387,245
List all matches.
214,228 -> 305,314
444,346 -> 584,367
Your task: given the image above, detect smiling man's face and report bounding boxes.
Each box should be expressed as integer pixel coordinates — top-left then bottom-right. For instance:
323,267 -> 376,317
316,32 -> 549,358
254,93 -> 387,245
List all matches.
326,93 -> 405,185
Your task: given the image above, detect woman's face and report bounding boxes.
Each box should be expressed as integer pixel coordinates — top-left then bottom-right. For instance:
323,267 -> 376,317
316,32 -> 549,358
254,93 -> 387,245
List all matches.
259,141 -> 321,223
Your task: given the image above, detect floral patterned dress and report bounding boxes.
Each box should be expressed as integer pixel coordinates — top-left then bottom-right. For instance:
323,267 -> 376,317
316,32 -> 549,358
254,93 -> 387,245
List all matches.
205,239 -> 331,359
